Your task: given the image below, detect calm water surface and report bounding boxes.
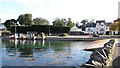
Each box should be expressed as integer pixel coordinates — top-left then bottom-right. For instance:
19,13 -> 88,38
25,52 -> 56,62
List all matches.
1,38 -> 93,66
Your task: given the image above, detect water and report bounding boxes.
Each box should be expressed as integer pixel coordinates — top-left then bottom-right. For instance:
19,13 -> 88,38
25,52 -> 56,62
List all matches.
1,38 -> 93,66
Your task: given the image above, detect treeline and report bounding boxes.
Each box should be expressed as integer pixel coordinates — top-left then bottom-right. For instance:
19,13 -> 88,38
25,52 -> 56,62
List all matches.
4,13 -> 74,28
4,13 -> 120,34
4,13 -> 74,34
10,25 -> 70,34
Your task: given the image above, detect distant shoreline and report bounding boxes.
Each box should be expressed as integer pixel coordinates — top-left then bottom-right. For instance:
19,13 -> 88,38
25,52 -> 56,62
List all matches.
1,35 -> 120,41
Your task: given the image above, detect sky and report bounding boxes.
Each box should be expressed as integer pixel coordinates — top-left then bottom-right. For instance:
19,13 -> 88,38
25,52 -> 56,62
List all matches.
0,0 -> 119,24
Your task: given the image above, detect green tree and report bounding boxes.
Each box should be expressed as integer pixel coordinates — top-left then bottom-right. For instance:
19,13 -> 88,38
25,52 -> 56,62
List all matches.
33,17 -> 49,25
66,18 -> 75,28
4,19 -> 17,28
109,23 -> 118,31
53,18 -> 66,26
110,18 -> 120,31
17,13 -> 33,25
114,18 -> 120,31
80,19 -> 88,31
81,19 -> 88,25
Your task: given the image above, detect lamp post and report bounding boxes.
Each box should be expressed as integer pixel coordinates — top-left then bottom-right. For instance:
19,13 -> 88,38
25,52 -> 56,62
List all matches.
14,23 -> 17,39
14,21 -> 18,40
49,23 -> 51,36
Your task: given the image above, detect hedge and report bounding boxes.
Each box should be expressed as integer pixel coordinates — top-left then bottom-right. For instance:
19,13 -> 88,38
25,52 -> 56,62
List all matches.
9,25 -> 70,34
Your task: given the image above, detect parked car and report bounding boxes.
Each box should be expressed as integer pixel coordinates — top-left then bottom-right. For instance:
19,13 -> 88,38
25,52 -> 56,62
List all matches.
93,34 -> 99,37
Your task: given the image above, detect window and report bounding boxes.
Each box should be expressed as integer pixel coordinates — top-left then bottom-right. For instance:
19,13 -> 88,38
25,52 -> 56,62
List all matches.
100,28 -> 104,31
101,23 -> 104,26
96,23 -> 99,26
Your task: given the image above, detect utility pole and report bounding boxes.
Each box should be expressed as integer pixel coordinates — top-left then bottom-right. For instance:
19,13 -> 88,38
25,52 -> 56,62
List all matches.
14,22 -> 17,39
49,23 -> 51,36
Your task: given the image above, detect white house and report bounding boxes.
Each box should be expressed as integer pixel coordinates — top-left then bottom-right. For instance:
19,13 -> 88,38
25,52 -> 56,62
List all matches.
70,25 -> 82,32
105,22 -> 112,35
85,22 -> 96,34
0,23 -> 6,36
85,20 -> 112,35
69,20 -> 113,35
69,23 -> 83,35
96,20 -> 106,35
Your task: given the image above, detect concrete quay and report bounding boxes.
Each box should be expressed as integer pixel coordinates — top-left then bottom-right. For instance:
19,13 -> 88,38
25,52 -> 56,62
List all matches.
45,36 -> 98,41
45,35 -> 120,41
4,35 -> 120,41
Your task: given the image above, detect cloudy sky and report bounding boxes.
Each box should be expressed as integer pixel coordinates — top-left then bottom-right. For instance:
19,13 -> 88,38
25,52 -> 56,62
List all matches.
0,0 -> 119,23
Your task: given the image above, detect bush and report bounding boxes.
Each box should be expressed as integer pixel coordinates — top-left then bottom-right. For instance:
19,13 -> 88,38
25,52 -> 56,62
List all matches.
2,30 -> 11,36
9,25 -> 70,34
59,33 -> 68,37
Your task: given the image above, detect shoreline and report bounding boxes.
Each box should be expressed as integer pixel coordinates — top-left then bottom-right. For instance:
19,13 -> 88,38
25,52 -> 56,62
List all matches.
2,35 -> 120,41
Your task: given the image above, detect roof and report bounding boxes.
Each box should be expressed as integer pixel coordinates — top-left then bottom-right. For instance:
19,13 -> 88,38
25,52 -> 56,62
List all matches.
105,22 -> 112,26
96,20 -> 105,24
86,22 -> 96,27
70,25 -> 82,32
0,24 -> 6,30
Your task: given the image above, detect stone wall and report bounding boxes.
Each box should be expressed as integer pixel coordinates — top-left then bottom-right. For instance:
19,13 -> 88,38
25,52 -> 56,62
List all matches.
81,39 -> 115,68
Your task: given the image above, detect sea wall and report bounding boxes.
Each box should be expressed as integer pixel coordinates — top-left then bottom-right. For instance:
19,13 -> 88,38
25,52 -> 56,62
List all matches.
81,39 -> 115,68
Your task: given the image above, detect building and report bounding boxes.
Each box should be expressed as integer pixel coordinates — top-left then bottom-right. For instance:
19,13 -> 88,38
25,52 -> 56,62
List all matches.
0,23 -> 6,36
69,20 -> 112,35
108,23 -> 119,35
105,22 -> 112,35
85,22 -> 96,34
96,20 -> 106,35
69,24 -> 82,35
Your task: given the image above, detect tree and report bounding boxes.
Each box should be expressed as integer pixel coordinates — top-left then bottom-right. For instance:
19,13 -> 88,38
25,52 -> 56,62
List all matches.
17,13 -> 33,25
110,18 -> 120,31
80,19 -> 88,31
114,18 -> 120,31
53,18 -> 66,27
109,23 -> 118,31
33,17 -> 49,25
66,18 -> 75,28
4,19 -> 17,28
81,19 -> 88,25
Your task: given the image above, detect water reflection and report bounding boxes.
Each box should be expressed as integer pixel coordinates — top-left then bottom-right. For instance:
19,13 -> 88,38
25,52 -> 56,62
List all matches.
4,40 -> 47,57
3,40 -> 88,58
3,40 -> 52,57
19,44 -> 33,57
2,39 -> 92,66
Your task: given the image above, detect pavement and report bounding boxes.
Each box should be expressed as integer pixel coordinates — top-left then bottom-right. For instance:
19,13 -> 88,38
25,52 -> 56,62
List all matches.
109,38 -> 120,68
47,35 -> 92,38
84,39 -> 111,49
